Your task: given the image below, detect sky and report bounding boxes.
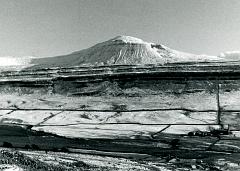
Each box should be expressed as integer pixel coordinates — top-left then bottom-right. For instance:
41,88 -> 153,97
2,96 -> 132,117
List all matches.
0,0 -> 239,57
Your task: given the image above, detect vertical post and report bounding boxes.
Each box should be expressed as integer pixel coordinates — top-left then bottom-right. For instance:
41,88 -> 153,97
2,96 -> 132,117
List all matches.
48,81 -> 55,94
216,80 -> 223,128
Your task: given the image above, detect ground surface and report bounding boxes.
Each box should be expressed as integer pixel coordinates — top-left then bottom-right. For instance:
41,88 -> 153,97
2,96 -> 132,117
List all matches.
0,147 -> 240,171
0,63 -> 240,170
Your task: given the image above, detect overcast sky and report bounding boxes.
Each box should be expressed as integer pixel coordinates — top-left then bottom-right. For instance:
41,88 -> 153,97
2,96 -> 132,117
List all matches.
0,0 -> 239,57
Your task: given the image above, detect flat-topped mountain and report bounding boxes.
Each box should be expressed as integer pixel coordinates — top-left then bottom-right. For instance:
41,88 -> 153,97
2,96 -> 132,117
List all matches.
30,35 -> 221,68
0,36 -> 228,71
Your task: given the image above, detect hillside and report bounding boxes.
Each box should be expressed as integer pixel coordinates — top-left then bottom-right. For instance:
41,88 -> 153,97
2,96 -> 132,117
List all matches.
29,36 -> 221,69
0,36 -> 239,170
0,36 -> 233,71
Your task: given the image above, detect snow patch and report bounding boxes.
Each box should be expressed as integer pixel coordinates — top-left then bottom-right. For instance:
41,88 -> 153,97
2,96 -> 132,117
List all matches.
0,56 -> 32,66
0,164 -> 24,171
111,35 -> 145,44
219,51 -> 240,60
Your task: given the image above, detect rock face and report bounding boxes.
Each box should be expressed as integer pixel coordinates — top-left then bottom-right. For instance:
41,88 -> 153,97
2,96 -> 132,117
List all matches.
30,35 -> 221,68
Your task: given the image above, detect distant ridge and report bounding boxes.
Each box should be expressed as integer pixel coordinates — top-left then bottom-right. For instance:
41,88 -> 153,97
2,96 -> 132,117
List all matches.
0,36 -> 225,70
30,35 -> 221,68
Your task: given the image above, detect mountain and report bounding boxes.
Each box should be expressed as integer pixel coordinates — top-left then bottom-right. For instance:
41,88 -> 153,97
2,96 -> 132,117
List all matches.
0,36 -> 223,70
30,36 -> 221,69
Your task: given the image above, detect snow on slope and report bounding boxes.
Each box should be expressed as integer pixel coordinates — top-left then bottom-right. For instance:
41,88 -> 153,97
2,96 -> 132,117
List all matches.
219,51 -> 240,61
30,36 -> 221,68
0,56 -> 32,66
0,36 -> 224,70
0,56 -> 33,71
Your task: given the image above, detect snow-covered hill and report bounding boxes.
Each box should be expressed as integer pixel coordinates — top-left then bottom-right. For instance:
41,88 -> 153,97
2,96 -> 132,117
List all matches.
30,36 -> 221,68
0,36 -> 225,70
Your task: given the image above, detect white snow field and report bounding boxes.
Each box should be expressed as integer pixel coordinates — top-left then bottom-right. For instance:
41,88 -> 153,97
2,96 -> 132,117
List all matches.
0,92 -> 218,139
